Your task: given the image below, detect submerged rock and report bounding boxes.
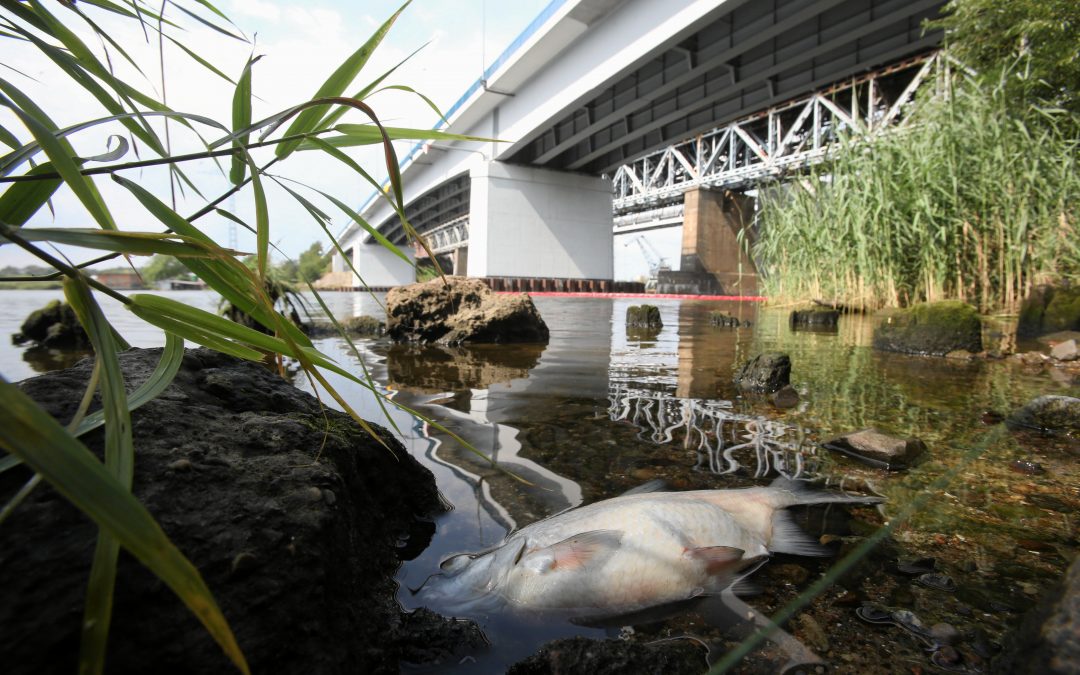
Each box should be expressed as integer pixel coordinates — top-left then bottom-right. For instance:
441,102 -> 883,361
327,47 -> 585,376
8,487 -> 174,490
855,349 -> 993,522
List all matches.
1050,339 -> 1078,362
994,555 -> 1080,674
386,276 -> 549,345
507,636 -> 705,675
790,308 -> 840,330
733,352 -> 791,394
824,428 -> 927,469
872,301 -> 982,356
1019,286 -> 1080,338
1006,395 -> 1080,435
11,299 -> 90,349
709,310 -> 745,328
0,348 -> 452,675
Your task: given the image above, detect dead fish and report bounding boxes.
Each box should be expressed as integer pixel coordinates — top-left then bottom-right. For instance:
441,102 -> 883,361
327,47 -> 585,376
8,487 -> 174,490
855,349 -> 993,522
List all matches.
421,480 -> 880,621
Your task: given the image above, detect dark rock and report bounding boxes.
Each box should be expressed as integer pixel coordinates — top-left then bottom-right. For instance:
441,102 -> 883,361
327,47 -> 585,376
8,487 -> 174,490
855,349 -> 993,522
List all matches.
823,428 -> 926,469
771,385 -> 800,409
1010,459 -> 1046,475
709,310 -> 742,327
0,347 -> 454,675
385,276 -> 549,345
994,555 -> 1080,674
12,300 -> 90,349
389,608 -> 489,667
790,308 -> 840,330
1019,285 -> 1080,338
872,301 -> 982,356
734,352 -> 791,394
1006,395 -> 1080,435
626,304 -> 663,329
507,636 -> 705,675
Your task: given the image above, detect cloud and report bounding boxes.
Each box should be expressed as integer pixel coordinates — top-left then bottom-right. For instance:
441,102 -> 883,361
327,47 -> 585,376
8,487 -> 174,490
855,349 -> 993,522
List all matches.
230,0 -> 281,22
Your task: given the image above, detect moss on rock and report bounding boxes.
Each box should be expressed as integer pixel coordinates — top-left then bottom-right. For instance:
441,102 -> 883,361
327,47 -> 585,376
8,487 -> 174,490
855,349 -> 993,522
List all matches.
872,301 -> 982,356
1018,286 -> 1080,337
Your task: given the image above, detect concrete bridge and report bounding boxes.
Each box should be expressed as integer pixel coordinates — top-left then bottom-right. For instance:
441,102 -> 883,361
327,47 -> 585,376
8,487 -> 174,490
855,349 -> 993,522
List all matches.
331,0 -> 946,294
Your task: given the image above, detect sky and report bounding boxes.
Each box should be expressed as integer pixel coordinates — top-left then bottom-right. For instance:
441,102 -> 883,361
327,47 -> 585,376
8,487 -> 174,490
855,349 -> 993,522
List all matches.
0,0 -> 552,269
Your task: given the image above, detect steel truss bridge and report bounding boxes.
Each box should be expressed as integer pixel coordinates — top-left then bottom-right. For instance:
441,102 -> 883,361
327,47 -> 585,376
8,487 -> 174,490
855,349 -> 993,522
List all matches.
611,51 -> 946,213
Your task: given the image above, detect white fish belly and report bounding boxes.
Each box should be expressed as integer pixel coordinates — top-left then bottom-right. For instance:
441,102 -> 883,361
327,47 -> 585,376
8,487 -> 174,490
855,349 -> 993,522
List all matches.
500,499 -> 767,611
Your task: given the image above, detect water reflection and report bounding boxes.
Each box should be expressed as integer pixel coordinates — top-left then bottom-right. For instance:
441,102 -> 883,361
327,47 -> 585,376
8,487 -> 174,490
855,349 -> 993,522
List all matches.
21,345 -> 92,373
608,384 -> 819,480
385,342 -> 545,393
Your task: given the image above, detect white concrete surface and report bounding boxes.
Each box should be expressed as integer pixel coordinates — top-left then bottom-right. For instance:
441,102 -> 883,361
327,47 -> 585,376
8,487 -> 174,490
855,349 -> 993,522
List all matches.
469,161 -> 613,279
353,242 -> 416,288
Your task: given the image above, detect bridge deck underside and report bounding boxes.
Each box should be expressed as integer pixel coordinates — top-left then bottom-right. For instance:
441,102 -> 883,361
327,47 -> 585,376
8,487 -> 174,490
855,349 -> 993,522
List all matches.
509,0 -> 945,176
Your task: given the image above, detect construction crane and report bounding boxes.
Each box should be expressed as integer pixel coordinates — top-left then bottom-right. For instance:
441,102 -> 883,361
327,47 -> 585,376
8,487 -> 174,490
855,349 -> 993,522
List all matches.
623,235 -> 671,291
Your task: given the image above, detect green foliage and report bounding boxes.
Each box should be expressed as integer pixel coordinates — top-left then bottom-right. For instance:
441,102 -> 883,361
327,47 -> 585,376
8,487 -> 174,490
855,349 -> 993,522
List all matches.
930,0 -> 1080,113
755,67 -> 1080,311
297,242 -> 330,282
139,254 -> 191,283
0,1 -> 481,672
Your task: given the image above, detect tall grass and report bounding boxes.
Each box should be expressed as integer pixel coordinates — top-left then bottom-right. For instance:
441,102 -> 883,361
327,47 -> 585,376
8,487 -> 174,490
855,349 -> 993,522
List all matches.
755,66 -> 1080,312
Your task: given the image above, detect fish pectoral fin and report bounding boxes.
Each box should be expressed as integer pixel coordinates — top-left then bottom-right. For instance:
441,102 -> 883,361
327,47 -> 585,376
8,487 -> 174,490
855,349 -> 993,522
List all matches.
683,545 -> 746,575
540,529 -> 623,571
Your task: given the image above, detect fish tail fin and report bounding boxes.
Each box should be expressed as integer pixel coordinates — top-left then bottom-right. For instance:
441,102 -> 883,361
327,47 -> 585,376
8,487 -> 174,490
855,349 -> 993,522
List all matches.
770,509 -> 832,556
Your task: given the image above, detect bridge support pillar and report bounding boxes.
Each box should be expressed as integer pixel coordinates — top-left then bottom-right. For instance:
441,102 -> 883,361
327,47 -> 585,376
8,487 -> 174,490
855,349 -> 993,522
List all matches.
661,188 -> 757,295
352,241 -> 416,289
450,247 -> 469,276
468,161 -> 613,281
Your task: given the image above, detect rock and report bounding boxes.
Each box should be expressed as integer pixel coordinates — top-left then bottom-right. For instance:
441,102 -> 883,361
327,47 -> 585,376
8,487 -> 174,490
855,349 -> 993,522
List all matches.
305,314 -> 385,337
994,555 -> 1080,674
1019,286 -> 1080,338
11,300 -> 90,349
771,385 -> 801,409
794,613 -> 830,653
790,308 -> 840,330
734,352 -> 791,394
1006,395 -> 1080,435
823,428 -> 926,469
709,310 -> 742,327
873,301 -> 982,356
385,276 -> 549,345
0,348 -> 455,675
1051,339 -> 1078,362
626,304 -> 663,329
507,636 -> 705,675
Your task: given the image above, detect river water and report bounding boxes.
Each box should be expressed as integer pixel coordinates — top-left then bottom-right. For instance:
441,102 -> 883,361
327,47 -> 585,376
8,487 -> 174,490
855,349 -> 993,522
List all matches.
2,289 -> 1078,673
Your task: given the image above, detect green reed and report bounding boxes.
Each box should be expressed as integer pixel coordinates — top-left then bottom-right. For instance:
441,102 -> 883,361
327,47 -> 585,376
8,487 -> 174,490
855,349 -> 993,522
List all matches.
755,68 -> 1080,312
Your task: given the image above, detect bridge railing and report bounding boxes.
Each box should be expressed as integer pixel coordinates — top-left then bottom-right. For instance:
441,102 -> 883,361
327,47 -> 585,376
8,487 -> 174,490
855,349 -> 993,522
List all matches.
425,214 -> 470,254
611,52 -> 947,212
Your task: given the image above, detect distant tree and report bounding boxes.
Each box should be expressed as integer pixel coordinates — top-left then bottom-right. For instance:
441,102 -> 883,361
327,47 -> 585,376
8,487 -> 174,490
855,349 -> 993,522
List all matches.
140,255 -> 190,283
931,0 -> 1080,112
297,242 -> 330,283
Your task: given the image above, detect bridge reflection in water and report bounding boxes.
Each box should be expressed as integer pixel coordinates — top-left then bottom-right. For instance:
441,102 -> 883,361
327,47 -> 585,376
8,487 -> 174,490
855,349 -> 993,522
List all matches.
607,384 -> 819,480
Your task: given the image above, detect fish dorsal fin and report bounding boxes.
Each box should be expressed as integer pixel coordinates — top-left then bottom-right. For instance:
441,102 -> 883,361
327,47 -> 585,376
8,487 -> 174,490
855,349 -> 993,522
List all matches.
620,479 -> 670,496
683,546 -> 746,575
538,530 -> 623,571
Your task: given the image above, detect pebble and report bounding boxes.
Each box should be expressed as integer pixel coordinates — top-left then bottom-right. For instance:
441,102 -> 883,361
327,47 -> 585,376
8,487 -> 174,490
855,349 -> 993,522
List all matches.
303,486 -> 323,503
794,613 -> 830,653
1009,459 -> 1045,475
322,489 -> 337,505
167,458 -> 192,472
929,623 -> 960,646
771,385 -> 801,409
